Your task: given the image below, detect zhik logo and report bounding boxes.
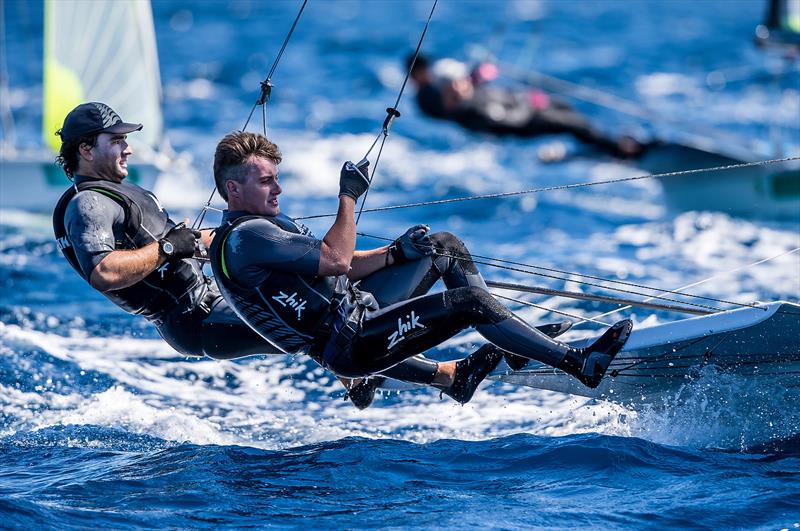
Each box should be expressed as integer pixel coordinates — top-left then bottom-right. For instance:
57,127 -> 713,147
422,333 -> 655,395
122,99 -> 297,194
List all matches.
272,291 -> 307,319
387,311 -> 425,350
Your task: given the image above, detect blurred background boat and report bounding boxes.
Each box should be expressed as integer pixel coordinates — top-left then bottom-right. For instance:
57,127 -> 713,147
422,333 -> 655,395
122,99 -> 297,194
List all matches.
635,0 -> 800,219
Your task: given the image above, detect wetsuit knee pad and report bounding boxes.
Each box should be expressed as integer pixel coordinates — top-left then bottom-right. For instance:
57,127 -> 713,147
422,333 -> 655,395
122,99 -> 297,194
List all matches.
431,232 -> 480,276
431,231 -> 463,252
444,286 -> 509,324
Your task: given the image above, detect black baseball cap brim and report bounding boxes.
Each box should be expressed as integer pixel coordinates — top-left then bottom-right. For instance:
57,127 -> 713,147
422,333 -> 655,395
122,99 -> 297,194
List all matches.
101,122 -> 144,135
59,102 -> 143,142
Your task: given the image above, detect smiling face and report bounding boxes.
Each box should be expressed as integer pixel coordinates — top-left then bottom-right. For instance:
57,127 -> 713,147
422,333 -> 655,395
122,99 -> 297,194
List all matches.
78,132 -> 133,182
225,156 -> 282,217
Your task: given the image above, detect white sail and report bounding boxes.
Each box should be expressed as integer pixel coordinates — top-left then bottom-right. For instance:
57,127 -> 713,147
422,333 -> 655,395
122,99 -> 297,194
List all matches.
42,0 -> 163,153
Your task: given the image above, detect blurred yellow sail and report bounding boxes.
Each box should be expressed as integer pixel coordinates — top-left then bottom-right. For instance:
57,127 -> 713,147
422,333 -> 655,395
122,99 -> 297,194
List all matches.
42,0 -> 163,153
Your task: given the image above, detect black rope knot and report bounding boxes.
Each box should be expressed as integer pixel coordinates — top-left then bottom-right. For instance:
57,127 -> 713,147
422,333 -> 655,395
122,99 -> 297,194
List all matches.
382,107 -> 401,133
257,79 -> 274,105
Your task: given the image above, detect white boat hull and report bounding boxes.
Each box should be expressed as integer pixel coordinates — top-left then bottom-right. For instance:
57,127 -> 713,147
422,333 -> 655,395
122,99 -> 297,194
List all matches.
638,142 -> 800,220
491,301 -> 800,403
0,157 -> 159,212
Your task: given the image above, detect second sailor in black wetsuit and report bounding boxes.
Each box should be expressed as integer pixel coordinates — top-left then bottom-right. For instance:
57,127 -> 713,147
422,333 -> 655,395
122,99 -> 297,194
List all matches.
209,131 -> 634,401
408,54 -> 645,159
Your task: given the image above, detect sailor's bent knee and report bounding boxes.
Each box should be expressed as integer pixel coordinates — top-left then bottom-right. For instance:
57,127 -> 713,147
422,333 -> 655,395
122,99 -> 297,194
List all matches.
431,231 -> 468,254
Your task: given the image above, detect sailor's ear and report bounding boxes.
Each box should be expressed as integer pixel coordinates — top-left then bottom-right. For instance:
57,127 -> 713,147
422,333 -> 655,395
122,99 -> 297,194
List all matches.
78,142 -> 94,161
225,179 -> 238,198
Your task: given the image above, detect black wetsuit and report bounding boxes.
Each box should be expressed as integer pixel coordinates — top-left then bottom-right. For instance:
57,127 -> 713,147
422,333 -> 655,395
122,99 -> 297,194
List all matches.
211,210 -> 575,379
416,84 -> 626,157
54,175 -> 268,359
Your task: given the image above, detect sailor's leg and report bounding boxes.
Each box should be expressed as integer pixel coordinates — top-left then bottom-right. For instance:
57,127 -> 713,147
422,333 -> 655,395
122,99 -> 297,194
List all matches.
334,287 -> 561,373
358,231 -> 487,308
199,296 -> 283,359
339,292 -> 477,376
531,106 -> 626,156
345,286 -> 630,388
354,231 -> 486,386
463,286 -> 633,388
342,291 -> 504,402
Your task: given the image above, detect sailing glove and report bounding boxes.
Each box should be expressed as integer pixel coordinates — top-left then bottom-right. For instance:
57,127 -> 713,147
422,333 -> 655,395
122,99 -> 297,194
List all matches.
390,224 -> 433,263
339,160 -> 370,200
159,224 -> 200,260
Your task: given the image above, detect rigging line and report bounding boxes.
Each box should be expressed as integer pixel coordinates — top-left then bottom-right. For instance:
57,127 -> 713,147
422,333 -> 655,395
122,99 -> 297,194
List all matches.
492,293 -> 610,326
242,0 -> 308,132
474,255 -> 724,312
192,0 -> 308,229
356,231 -> 749,309
576,246 -> 800,326
443,251 -> 742,311
297,155 -> 800,220
355,0 -> 438,225
608,335 -> 724,375
486,281 -> 712,316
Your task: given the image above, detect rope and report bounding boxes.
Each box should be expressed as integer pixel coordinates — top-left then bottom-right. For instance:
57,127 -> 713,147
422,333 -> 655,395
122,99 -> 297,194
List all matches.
298,155 -> 800,220
353,233 -> 798,327
486,280 -> 714,316
357,232 -> 764,311
577,246 -> 800,326
242,0 -> 308,133
354,0 -> 437,225
192,0 -> 308,229
492,293 -> 611,326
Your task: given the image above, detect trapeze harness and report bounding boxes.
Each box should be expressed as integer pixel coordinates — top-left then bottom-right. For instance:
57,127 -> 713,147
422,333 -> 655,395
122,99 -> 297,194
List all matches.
209,213 -> 365,358
53,177 -> 206,322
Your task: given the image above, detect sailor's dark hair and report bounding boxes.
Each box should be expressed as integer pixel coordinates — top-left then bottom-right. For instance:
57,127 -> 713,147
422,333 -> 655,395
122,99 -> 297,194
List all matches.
55,130 -> 98,179
406,52 -> 430,74
213,131 -> 282,201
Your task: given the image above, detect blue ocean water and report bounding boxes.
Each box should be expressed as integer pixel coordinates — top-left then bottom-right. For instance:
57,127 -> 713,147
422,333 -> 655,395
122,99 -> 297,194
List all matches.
2,0 -> 800,528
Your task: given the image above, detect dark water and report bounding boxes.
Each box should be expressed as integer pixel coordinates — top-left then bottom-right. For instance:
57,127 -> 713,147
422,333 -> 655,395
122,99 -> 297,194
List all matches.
2,0 -> 799,528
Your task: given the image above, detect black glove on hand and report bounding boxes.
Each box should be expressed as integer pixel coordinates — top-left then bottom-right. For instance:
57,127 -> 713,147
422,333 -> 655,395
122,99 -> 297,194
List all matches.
389,224 -> 433,263
339,160 -> 370,200
160,224 -> 199,260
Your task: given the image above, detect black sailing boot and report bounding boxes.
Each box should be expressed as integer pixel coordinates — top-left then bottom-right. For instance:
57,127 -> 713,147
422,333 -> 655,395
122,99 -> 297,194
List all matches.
557,319 -> 633,389
439,344 -> 504,405
504,320 -> 574,371
346,376 -> 386,410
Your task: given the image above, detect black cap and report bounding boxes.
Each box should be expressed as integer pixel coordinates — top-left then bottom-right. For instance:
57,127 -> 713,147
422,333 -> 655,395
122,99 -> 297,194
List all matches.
406,52 -> 430,73
58,102 -> 143,142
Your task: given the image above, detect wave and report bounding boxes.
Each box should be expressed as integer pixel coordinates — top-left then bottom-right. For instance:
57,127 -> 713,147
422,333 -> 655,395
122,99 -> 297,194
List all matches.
1,430 -> 796,528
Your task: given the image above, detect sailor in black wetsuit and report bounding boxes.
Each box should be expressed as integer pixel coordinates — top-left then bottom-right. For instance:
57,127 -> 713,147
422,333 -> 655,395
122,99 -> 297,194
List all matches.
52,102 -> 275,362
209,131 -> 634,402
51,102 -> 495,409
408,54 -> 644,159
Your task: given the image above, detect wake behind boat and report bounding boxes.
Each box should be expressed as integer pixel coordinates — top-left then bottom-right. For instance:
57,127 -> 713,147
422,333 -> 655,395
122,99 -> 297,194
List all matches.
491,301 -> 800,403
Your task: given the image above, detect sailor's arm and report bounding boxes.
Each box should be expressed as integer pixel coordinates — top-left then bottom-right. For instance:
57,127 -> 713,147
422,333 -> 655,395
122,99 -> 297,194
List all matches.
348,246 -> 392,280
62,192 -> 161,292
349,224 -> 432,280
318,195 -> 357,276
198,229 -> 214,248
89,243 -> 165,291
318,161 -> 371,276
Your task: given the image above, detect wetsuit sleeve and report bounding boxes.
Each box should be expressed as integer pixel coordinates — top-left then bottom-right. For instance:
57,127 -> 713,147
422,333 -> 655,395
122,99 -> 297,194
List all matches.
63,191 -> 127,277
225,218 -> 322,287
